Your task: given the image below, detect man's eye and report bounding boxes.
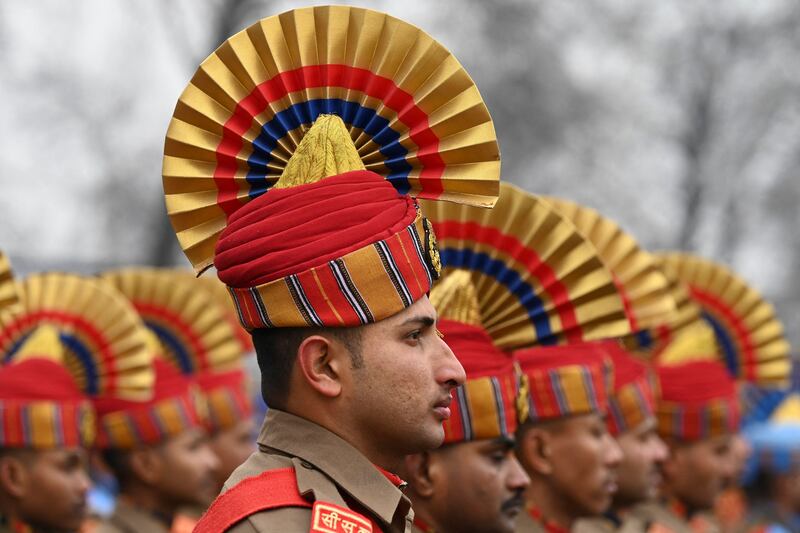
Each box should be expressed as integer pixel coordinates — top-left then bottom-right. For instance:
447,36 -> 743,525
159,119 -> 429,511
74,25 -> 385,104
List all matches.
408,330 -> 422,340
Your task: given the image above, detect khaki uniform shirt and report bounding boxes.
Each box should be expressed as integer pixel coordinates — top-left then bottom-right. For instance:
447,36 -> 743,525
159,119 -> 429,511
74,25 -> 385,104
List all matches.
572,513 -> 651,533
627,502 -> 721,533
94,500 -> 170,533
221,409 -> 413,533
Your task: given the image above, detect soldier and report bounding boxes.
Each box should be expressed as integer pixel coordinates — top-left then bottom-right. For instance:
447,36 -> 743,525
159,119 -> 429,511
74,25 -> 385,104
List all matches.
161,5 -> 503,531
403,272 -> 529,533
0,271 -> 152,533
633,360 -> 739,533
96,268 -> 244,533
103,268 -> 251,497
93,353 -> 220,533
643,253 -> 793,533
573,343 -> 668,533
514,345 -> 623,533
0,328 -> 94,533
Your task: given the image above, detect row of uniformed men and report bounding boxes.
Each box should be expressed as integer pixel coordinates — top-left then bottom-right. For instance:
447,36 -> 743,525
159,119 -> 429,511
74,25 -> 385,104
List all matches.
0,248 -> 792,533
4,4 -> 799,533
0,264 -> 259,533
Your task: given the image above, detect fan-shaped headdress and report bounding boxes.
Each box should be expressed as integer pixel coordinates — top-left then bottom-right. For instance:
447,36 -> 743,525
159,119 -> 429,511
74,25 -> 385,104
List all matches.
0,273 -> 153,448
163,6 -> 500,332
421,183 -> 633,349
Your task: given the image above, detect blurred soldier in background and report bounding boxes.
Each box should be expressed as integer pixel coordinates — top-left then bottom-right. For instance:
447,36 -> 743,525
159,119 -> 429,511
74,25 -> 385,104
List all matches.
574,343 -> 668,533
515,345 -> 623,533
404,272 -> 529,533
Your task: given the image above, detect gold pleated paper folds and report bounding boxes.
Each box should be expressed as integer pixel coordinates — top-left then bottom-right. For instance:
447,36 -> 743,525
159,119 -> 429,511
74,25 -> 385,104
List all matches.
102,269 -> 242,375
164,5 -> 501,273
657,253 -> 791,387
544,198 -> 676,331
0,252 -> 21,315
0,273 -> 153,400
421,183 -> 632,349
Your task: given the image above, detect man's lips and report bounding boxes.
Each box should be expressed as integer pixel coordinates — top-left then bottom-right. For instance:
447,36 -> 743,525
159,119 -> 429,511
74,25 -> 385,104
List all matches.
433,394 -> 453,420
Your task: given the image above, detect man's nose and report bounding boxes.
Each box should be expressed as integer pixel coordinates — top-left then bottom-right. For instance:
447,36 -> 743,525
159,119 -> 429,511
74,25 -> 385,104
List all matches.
436,336 -> 466,388
604,433 -> 623,467
507,455 -> 531,491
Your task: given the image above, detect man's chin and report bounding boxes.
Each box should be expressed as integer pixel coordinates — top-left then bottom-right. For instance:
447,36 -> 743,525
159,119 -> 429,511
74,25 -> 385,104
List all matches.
414,424 -> 445,452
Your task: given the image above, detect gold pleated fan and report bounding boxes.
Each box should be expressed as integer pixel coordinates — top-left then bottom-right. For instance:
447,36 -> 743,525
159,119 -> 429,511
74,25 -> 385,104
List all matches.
420,183 -> 632,349
0,273 -> 153,400
429,269 -> 483,328
0,252 -> 21,315
164,5 -> 501,273
623,256 -> 716,360
101,268 -> 242,375
657,252 -> 791,387
174,270 -> 254,353
544,198 -> 676,331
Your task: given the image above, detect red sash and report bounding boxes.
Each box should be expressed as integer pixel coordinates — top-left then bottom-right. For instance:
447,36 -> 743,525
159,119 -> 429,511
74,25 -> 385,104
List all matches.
193,468 -> 311,532
193,467 -> 384,533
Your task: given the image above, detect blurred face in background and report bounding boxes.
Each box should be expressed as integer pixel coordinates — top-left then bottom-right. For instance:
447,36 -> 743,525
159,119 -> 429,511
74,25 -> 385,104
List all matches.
209,418 -> 256,491
154,429 -> 220,507
612,417 -> 668,507
518,413 -> 623,517
662,434 -> 734,511
0,447 -> 91,532
723,434 -> 752,488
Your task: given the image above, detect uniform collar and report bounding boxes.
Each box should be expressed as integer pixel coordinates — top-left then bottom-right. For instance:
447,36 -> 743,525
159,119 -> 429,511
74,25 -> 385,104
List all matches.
110,499 -> 171,533
258,409 -> 409,526
526,505 -> 570,533
0,515 -> 31,533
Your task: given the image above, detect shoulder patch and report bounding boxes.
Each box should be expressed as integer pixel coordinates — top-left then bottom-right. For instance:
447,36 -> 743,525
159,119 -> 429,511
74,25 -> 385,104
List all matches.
310,501 -> 373,533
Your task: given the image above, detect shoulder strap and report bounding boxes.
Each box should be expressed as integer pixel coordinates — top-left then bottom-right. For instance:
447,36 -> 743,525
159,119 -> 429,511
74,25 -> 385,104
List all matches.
193,467 -> 311,533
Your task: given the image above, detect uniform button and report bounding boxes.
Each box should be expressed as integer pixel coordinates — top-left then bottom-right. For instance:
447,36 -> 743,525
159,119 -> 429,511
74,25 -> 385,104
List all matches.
300,460 -> 314,469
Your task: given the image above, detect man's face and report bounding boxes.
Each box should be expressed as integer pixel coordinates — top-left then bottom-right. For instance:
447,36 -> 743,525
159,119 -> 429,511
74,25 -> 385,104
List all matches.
2,448 -> 90,532
723,434 -> 751,487
153,428 -> 220,507
209,419 -> 256,491
425,438 -> 529,533
613,418 -> 668,507
663,434 -> 734,511
535,414 -> 622,517
346,296 -> 466,455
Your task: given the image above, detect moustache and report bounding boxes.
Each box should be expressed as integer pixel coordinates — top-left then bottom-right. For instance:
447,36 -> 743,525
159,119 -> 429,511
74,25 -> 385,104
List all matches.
501,492 -> 525,513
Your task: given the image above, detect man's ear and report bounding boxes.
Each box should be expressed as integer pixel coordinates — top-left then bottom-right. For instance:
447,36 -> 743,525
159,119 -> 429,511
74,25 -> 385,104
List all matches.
295,335 -> 345,398
404,452 -> 436,498
128,447 -> 162,486
519,426 -> 554,476
0,455 -> 30,498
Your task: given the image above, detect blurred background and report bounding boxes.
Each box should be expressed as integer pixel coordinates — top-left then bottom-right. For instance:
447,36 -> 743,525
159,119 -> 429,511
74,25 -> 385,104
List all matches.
1,0 -> 798,348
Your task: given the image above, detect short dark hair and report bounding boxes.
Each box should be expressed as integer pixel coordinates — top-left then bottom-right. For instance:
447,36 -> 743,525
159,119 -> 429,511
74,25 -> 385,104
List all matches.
0,447 -> 37,465
251,326 -> 363,410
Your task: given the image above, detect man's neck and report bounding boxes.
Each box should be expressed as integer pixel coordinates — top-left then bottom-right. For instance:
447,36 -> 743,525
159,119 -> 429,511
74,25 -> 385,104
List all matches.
284,404 -> 404,473
525,480 -> 574,530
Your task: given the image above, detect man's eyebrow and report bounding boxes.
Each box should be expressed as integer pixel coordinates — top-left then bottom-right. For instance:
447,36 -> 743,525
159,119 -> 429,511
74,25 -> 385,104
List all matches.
399,315 -> 436,328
